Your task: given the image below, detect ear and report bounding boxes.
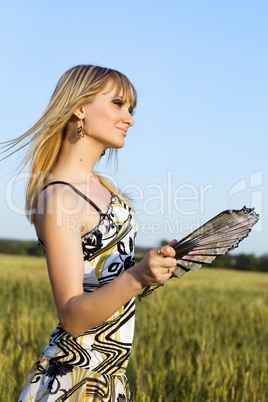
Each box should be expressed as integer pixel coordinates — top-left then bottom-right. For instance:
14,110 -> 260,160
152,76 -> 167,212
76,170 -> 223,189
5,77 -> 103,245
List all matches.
73,106 -> 85,120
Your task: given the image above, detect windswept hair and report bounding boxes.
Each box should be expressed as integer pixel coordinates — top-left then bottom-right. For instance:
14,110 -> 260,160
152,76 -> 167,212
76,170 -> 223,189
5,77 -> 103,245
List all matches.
2,65 -> 137,223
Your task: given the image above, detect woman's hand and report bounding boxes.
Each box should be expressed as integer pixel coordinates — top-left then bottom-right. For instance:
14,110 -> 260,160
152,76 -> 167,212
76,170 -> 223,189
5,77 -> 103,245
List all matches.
128,239 -> 178,288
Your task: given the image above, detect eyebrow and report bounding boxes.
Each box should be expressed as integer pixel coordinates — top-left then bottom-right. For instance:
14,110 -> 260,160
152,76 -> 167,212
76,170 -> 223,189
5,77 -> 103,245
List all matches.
103,92 -> 123,100
106,91 -> 134,111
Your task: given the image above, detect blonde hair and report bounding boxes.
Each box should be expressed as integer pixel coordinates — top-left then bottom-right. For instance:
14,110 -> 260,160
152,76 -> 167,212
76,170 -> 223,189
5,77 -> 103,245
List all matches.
2,65 -> 137,223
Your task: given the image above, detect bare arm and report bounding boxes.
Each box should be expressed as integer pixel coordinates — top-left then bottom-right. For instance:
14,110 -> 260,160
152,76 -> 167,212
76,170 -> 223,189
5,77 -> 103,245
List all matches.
37,186 -> 177,337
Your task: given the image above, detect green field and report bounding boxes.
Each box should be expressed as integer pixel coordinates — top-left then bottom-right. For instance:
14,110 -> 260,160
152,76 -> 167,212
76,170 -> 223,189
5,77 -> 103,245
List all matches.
0,254 -> 267,401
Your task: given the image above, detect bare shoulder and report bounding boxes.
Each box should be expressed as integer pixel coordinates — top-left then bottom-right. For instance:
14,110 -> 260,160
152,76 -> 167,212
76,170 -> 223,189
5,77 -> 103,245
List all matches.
35,182 -> 101,241
35,184 -> 81,240
37,183 -> 83,212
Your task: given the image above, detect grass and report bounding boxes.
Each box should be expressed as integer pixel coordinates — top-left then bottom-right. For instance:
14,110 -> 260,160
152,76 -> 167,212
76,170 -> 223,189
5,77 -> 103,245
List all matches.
0,254 -> 267,401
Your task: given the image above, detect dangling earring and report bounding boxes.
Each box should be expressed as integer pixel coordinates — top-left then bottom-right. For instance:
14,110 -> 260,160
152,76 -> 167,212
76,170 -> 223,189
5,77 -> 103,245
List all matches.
77,120 -> 84,138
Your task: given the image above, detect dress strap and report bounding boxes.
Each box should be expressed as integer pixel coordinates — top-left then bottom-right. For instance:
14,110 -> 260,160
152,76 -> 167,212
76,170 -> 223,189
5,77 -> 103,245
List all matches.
41,181 -> 103,214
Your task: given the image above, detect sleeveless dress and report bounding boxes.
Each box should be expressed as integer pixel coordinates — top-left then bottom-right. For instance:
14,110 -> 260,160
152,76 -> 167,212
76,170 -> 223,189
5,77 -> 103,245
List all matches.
18,181 -> 137,402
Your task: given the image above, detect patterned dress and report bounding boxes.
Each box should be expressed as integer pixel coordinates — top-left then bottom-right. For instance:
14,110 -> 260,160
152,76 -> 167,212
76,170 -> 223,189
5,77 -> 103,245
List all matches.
18,181 -> 137,402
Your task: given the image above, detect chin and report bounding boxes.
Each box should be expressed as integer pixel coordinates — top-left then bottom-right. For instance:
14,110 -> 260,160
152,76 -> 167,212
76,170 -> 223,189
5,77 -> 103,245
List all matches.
111,141 -> 125,149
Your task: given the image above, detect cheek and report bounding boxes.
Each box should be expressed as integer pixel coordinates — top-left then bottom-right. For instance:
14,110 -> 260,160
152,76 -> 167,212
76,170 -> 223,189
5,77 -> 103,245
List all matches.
85,113 -> 105,132
84,105 -> 116,134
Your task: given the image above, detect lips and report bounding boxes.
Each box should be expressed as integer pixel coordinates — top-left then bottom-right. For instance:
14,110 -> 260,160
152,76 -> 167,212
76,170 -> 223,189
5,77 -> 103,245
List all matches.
116,127 -> 127,136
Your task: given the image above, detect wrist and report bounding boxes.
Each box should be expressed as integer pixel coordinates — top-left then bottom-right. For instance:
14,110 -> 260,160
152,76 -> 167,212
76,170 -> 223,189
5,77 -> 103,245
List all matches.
124,266 -> 144,293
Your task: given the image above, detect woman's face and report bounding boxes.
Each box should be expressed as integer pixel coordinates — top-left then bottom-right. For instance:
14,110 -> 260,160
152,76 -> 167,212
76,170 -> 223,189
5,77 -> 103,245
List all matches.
79,80 -> 135,151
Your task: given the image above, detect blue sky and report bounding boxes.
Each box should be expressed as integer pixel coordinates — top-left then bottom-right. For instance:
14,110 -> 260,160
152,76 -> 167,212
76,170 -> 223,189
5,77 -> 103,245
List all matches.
0,0 -> 267,255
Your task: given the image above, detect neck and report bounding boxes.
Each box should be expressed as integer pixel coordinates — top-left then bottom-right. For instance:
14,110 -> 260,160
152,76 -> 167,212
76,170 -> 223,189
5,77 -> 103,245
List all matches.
51,126 -> 105,184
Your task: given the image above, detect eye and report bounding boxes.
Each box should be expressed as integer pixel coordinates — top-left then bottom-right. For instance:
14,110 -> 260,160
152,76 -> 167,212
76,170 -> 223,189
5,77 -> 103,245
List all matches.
113,99 -> 123,107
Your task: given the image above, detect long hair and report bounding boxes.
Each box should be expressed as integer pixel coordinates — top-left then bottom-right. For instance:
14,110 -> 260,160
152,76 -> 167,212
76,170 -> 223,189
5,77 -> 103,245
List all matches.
2,65 -> 137,223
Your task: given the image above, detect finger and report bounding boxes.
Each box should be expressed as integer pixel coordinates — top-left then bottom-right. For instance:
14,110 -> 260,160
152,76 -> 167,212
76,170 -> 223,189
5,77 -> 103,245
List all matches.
158,257 -> 177,268
156,247 -> 164,256
166,267 -> 174,274
152,265 -> 176,285
162,266 -> 175,279
160,244 -> 177,258
168,239 -> 177,247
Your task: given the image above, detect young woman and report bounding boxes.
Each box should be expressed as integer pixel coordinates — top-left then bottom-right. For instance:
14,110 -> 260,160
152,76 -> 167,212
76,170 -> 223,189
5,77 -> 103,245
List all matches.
7,65 -> 177,401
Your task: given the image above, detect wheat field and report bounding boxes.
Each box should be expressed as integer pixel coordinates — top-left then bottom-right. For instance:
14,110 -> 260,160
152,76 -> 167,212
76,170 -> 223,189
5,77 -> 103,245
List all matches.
0,254 -> 267,401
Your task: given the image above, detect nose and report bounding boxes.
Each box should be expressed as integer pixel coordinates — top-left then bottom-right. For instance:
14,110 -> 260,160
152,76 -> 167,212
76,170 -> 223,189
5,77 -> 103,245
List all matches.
123,110 -> 135,127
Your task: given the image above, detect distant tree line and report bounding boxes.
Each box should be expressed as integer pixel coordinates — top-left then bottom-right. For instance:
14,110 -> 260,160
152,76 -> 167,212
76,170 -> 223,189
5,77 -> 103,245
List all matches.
0,239 -> 44,257
209,252 -> 268,272
0,239 -> 267,272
